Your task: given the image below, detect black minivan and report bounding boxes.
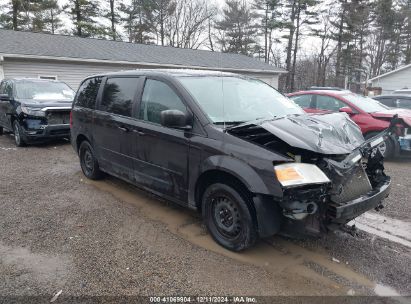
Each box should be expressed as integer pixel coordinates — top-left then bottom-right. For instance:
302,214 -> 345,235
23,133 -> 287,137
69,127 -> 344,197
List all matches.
71,70 -> 391,251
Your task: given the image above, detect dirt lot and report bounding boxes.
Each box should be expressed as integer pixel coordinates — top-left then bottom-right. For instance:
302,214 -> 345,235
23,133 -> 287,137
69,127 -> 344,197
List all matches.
0,133 -> 410,301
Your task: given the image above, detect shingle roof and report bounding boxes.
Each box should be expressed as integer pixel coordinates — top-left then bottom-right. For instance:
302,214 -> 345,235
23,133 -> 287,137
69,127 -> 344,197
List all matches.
0,29 -> 285,74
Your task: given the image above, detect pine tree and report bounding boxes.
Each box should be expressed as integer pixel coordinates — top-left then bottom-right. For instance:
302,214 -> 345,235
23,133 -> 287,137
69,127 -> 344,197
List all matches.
119,0 -> 152,43
147,0 -> 176,46
65,0 -> 106,38
254,0 -> 283,63
215,0 -> 259,56
0,0 -> 30,30
401,0 -> 411,64
30,0 -> 63,33
283,0 -> 320,92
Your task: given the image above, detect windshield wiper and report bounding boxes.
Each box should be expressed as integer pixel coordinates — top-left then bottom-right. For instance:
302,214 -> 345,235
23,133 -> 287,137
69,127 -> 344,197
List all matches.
224,117 -> 277,130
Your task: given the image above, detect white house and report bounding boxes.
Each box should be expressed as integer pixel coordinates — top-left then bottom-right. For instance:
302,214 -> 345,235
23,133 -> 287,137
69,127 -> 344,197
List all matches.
369,64 -> 411,94
0,29 -> 286,90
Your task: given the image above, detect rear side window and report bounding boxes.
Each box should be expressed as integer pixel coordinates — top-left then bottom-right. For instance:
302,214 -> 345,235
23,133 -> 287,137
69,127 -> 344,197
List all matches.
100,77 -> 139,117
75,77 -> 102,109
139,79 -> 187,124
291,95 -> 312,108
316,95 -> 346,111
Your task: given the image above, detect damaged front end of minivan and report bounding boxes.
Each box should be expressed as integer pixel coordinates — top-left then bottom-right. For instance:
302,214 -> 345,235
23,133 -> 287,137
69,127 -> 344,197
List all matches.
228,113 -> 393,236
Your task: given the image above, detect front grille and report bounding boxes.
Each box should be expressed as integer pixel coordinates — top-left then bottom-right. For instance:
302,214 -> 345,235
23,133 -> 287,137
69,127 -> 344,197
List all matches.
330,165 -> 372,204
46,111 -> 70,125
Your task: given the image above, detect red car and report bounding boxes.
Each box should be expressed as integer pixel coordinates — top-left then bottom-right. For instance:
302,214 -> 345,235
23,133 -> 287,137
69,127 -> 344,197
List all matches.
288,90 -> 411,157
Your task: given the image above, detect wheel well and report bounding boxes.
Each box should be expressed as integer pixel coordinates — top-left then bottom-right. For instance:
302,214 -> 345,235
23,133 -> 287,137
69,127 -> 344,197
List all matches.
195,170 -> 254,211
364,131 -> 381,140
76,134 -> 89,152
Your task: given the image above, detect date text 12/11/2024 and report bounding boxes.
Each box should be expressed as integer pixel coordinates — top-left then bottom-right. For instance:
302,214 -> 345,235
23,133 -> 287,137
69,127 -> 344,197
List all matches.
149,296 -> 258,303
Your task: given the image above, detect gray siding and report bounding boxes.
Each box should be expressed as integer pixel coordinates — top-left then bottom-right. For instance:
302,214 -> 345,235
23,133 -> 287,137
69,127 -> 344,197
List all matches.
1,58 -> 280,90
248,73 -> 279,89
371,66 -> 411,94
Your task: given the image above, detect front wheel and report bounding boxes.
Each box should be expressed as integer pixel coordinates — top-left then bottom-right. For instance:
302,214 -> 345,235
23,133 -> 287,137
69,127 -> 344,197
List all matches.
13,121 -> 25,147
365,132 -> 395,158
202,183 -> 258,251
79,141 -> 103,180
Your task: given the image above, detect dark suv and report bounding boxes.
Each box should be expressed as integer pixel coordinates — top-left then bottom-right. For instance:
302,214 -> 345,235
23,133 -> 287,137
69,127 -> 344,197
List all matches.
373,94 -> 411,110
0,78 -> 74,146
71,70 -> 391,251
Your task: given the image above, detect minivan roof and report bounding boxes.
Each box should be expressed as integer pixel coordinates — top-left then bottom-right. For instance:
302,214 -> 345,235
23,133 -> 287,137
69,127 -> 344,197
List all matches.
88,69 -> 241,78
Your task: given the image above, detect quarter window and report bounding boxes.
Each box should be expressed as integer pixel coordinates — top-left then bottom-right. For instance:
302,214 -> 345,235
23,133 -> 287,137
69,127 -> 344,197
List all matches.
100,77 -> 139,117
75,77 -> 102,109
139,79 -> 187,124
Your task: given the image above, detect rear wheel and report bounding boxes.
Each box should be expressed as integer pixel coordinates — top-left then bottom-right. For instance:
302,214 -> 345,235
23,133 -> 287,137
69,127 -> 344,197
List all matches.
79,141 -> 103,180
202,183 -> 258,251
13,121 -> 25,147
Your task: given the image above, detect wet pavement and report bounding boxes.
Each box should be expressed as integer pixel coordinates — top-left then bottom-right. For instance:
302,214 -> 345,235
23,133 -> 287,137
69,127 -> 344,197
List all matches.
0,133 -> 410,301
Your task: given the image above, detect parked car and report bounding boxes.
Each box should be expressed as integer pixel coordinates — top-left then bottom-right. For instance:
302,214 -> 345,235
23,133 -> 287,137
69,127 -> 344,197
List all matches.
0,78 -> 74,146
393,89 -> 411,95
309,86 -> 348,91
288,90 -> 411,157
71,70 -> 391,251
373,94 -> 411,110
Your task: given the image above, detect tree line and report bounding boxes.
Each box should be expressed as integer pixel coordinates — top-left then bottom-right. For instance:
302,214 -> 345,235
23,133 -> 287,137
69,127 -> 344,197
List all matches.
0,0 -> 410,93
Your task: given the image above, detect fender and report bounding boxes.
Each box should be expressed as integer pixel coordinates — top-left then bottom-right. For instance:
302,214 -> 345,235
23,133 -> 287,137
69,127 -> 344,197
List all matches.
189,155 -> 283,238
188,154 -> 283,206
202,155 -> 273,193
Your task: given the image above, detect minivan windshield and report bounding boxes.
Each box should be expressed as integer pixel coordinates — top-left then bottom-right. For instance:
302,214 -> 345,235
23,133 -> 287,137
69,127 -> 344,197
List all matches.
15,80 -> 75,101
178,76 -> 304,124
343,93 -> 390,113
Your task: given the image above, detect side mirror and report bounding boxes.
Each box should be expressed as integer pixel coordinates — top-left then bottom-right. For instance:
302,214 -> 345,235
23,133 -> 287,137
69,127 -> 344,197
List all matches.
160,109 -> 192,130
0,94 -> 10,101
339,107 -> 354,115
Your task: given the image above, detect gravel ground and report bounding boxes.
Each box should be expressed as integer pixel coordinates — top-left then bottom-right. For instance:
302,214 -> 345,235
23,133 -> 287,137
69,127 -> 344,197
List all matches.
0,133 -> 410,301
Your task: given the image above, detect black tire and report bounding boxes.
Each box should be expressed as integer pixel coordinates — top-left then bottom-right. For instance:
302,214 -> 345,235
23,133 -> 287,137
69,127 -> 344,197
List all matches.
79,141 -> 103,180
202,183 -> 258,251
0,126 -> 3,135
13,121 -> 25,147
365,132 -> 395,158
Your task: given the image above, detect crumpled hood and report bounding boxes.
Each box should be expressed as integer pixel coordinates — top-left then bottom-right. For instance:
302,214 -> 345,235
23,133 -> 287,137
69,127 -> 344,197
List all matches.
371,108 -> 411,127
259,113 -> 365,155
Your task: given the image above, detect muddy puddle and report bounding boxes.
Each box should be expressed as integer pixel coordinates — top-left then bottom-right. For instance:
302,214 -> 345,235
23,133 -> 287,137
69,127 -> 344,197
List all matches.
82,175 -> 404,297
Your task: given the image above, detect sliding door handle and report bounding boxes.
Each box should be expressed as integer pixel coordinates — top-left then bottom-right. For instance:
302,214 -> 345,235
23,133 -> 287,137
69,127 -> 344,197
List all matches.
117,126 -> 129,132
132,129 -> 145,136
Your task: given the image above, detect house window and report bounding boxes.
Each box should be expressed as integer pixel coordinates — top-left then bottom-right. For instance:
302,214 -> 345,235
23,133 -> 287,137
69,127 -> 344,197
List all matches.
38,75 -> 58,80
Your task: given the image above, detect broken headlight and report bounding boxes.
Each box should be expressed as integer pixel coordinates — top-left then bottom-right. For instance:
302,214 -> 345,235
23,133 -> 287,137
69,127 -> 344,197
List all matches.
20,106 -> 46,117
274,163 -> 330,188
